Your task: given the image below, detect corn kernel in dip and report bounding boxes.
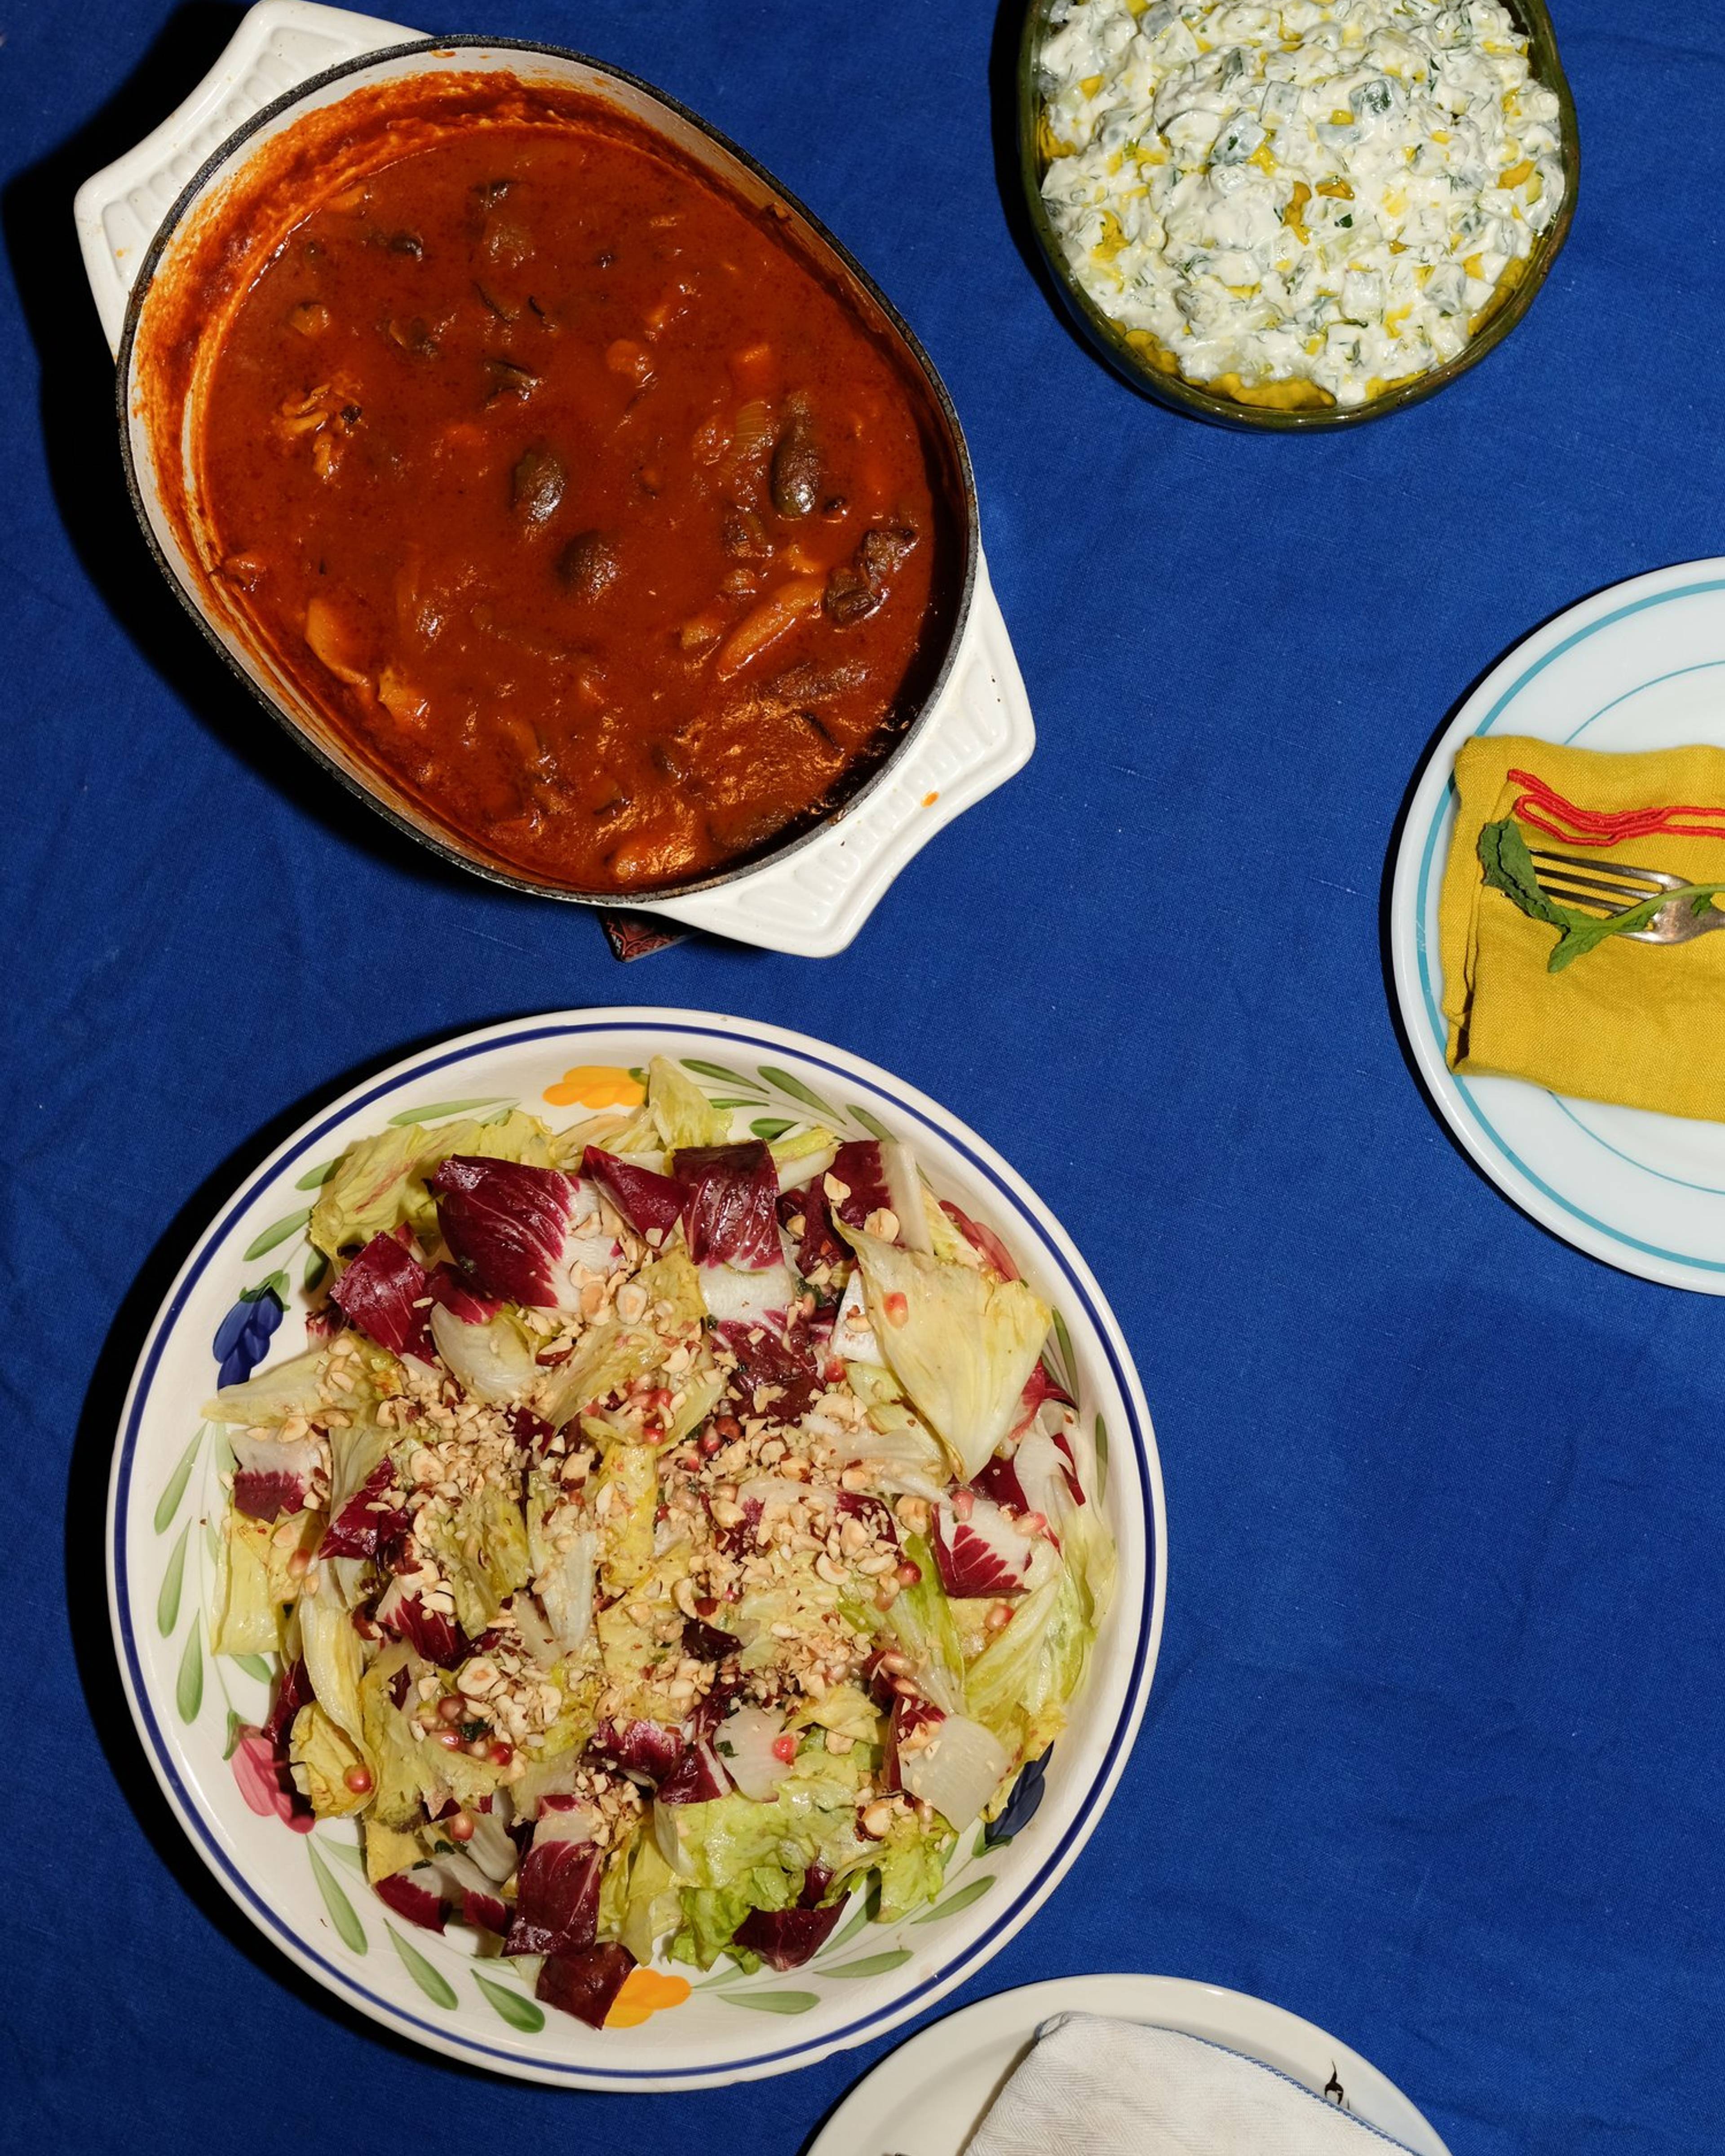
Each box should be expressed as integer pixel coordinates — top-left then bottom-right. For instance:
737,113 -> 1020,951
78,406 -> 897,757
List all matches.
1037,0 -> 1566,408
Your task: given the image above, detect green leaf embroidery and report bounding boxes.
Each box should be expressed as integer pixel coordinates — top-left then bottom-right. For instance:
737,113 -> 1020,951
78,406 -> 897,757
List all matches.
1094,1414 -> 1110,1499
681,1060 -> 762,1091
157,1522 -> 191,1635
154,1428 -> 204,1535
243,1209 -> 310,1262
294,1157 -> 340,1191
748,1117 -> 796,1142
475,1970 -> 545,2032
1050,1310 -> 1077,1392
818,1948 -> 912,1979
847,1105 -> 893,1142
307,1840 -> 367,1953
757,1065 -> 838,1118
1478,816 -> 1725,972
388,1924 -> 458,2007
176,1621 -> 203,1723
386,1097 -> 513,1126
303,1248 -> 329,1292
911,1874 -> 995,1923
231,1652 -> 274,1683
720,1988 -> 819,2015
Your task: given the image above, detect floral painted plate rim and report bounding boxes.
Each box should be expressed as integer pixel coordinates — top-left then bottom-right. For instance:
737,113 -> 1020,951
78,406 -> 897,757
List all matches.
108,1007 -> 1166,2088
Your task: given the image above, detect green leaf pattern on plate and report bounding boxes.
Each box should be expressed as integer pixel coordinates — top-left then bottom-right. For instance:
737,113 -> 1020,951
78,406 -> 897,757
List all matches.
718,1989 -> 820,2015
307,1841 -> 367,1954
748,1116 -> 796,1141
681,1059 -> 762,1091
294,1157 -> 340,1190
756,1065 -> 838,1118
911,1874 -> 996,1923
176,1621 -> 203,1723
385,1097 -> 513,1126
157,1522 -> 190,1636
242,1208 -> 311,1262
847,1105 -> 893,1142
1094,1412 -> 1110,1498
817,1948 -> 912,1979
474,1970 -> 545,2032
154,1427 -> 204,1534
389,1924 -> 458,2008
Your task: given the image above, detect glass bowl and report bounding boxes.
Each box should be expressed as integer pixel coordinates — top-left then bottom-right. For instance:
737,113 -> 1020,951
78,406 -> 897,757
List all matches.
1016,0 -> 1579,431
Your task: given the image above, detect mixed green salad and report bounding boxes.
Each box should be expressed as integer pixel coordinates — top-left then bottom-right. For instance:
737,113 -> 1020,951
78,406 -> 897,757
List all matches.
208,1060 -> 1115,2028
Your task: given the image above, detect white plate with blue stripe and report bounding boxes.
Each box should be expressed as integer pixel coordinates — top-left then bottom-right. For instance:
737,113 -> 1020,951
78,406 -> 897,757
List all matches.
108,1008 -> 1164,2085
1390,559 -> 1725,1294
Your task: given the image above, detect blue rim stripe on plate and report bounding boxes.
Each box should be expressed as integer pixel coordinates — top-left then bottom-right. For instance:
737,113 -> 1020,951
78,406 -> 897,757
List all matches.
1412,576 -> 1725,1275
113,1019 -> 1160,2080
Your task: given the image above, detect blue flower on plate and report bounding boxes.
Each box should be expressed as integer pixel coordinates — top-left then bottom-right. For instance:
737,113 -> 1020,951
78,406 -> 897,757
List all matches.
213,1282 -> 285,1386
985,1747 -> 1050,1845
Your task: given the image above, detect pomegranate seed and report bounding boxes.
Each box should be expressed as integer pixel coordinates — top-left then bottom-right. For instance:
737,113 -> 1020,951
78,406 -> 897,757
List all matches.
437,1696 -> 464,1723
699,1429 -> 724,1456
466,1736 -> 491,1758
951,1488 -> 974,1522
694,1595 -> 718,1617
435,1729 -> 463,1751
488,1741 -> 515,1767
447,1811 -> 475,1842
286,1549 -> 310,1578
342,1764 -> 374,1795
895,1559 -> 922,1586
1021,1511 -> 1048,1537
883,1290 -> 909,1328
986,1601 -> 1013,1632
771,1733 -> 797,1764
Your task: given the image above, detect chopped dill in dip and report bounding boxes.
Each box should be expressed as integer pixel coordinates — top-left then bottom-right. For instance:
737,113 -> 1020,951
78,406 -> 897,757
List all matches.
1036,0 -> 1567,408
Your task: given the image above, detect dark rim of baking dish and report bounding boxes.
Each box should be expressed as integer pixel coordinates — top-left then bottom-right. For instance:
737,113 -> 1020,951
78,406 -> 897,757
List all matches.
115,35 -> 981,907
1016,0 -> 1579,431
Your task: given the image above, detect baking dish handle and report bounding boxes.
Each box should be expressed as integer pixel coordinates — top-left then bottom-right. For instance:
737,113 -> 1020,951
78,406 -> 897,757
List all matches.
75,0 -> 420,356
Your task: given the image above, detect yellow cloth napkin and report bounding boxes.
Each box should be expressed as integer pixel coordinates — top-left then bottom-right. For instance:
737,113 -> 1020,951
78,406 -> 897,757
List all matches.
1439,735 -> 1725,1122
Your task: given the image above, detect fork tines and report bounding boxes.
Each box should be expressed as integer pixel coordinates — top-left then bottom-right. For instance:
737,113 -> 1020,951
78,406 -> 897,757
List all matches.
1527,847 -> 1681,917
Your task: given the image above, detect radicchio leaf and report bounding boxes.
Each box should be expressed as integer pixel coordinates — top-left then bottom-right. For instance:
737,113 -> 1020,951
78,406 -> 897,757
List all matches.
503,1836 -> 602,1958
674,1142 -> 781,1269
715,1318 -> 822,1424
428,1261 -> 500,1325
970,1451 -> 1029,1514
584,1146 -> 686,1248
431,1157 -> 582,1307
590,1718 -> 685,1784
232,1469 -> 309,1522
931,1493 -> 1036,1598
777,1177 -> 846,1279
329,1230 -> 434,1360
374,1866 -> 448,1932
536,1941 -> 636,2027
940,1198 -> 1019,1281
826,1140 -> 890,1226
319,1460 -> 410,1563
732,1901 -> 844,1970
655,1736 -> 729,1805
374,1576 -> 469,1667
463,1889 -> 509,1934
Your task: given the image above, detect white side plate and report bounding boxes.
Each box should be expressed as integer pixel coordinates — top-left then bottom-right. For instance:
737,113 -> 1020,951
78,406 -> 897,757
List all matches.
75,0 -> 1036,959
808,1973 -> 1451,2156
1389,557 -> 1725,1294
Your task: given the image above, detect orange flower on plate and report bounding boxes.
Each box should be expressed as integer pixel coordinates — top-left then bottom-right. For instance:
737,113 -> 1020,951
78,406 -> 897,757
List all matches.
604,1967 -> 691,2028
542,1064 -> 646,1111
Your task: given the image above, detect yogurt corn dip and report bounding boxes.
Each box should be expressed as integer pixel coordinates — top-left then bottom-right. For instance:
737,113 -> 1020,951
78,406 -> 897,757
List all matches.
1037,0 -> 1567,409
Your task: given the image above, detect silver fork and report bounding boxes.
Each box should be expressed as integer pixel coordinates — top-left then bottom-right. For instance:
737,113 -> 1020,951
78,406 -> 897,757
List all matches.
1528,848 -> 1725,945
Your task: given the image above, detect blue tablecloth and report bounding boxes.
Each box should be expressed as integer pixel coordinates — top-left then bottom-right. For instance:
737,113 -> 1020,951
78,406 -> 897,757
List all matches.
7,3 -> 1723,2148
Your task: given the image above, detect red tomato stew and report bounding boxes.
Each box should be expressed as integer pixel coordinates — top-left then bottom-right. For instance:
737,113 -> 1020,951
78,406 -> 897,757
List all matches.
136,75 -> 967,894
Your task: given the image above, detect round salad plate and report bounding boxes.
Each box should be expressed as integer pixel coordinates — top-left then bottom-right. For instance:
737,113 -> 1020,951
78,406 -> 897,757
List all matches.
1390,559 -> 1725,1295
108,1008 -> 1165,2088
806,1973 -> 1451,2156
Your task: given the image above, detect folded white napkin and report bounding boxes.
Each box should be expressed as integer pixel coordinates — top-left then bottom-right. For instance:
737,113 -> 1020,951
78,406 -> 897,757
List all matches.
963,2013 -> 1420,2156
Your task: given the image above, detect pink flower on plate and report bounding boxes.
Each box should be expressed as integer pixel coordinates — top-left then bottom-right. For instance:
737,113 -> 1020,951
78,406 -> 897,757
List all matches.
232,1727 -> 315,1833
